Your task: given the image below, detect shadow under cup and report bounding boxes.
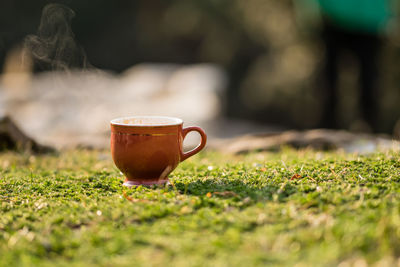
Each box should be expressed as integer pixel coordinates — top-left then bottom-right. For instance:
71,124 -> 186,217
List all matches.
110,116 -> 207,186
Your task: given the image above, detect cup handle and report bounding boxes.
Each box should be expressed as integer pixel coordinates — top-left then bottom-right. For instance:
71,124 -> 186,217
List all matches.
180,126 -> 207,162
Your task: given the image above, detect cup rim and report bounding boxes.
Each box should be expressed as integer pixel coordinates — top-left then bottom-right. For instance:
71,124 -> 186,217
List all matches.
110,116 -> 183,127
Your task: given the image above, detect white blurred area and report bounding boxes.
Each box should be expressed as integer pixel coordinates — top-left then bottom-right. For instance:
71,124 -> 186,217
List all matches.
0,46 -> 228,148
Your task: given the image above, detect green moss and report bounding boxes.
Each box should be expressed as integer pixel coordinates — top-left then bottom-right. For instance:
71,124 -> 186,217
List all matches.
0,149 -> 400,266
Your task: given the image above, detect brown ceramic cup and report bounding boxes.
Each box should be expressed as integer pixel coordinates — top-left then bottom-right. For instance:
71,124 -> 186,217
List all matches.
110,116 -> 207,186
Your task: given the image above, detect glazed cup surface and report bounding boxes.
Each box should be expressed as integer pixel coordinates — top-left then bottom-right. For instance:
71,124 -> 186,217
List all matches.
110,116 -> 206,186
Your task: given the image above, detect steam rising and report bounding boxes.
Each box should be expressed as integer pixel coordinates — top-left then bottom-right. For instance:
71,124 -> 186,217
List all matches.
24,3 -> 89,71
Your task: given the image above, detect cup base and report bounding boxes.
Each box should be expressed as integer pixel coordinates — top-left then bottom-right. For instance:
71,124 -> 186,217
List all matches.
123,179 -> 170,187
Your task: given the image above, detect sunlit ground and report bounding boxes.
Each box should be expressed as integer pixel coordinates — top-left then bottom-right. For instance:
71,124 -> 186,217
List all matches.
1,149 -> 400,266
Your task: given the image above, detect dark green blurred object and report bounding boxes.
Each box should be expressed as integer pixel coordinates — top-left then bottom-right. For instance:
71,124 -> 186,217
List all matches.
318,0 -> 392,33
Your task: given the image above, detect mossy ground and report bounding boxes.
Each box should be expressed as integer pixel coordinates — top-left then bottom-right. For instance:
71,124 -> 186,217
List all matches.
1,149 -> 400,266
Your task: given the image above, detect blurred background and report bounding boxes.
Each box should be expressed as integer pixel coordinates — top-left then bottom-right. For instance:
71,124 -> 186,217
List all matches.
0,0 -> 399,148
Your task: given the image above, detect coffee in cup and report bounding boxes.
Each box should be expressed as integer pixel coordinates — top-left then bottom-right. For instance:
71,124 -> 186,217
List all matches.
110,116 -> 207,186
